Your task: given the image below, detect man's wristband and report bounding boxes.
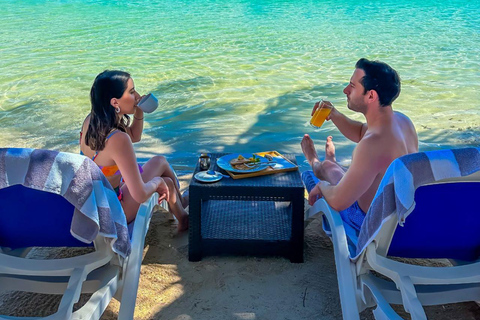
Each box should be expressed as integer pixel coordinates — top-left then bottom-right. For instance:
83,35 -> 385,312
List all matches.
134,115 -> 144,120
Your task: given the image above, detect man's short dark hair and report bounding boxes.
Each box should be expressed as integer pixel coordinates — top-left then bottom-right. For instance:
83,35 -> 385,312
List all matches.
355,58 -> 401,107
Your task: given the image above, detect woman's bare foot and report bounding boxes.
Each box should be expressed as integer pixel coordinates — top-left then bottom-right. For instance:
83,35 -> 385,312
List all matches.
325,136 -> 336,162
181,190 -> 189,209
301,134 -> 320,167
177,213 -> 189,232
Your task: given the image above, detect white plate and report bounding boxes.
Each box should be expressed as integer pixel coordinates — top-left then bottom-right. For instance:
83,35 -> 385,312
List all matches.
194,171 -> 223,183
216,153 -> 269,173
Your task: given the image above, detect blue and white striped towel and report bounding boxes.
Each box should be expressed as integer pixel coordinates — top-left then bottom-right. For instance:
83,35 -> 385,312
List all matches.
354,147 -> 480,260
0,148 -> 130,258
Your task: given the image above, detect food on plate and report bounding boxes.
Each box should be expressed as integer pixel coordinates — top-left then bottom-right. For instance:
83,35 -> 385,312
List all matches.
229,154 -> 261,170
248,155 -> 261,163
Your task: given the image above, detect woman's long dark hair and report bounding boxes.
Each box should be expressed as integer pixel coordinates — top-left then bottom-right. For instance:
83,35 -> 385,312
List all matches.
85,70 -> 132,151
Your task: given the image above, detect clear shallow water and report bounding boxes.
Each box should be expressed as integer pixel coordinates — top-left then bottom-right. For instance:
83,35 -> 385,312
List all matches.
1,0 -> 479,173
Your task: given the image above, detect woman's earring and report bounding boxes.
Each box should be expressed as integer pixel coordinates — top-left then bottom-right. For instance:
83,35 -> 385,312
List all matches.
115,106 -> 121,114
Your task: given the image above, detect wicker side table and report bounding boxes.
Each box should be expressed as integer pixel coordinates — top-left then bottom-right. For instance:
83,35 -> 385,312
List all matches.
188,153 -> 305,262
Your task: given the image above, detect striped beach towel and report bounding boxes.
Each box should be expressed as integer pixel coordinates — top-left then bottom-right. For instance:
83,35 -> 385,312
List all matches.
354,147 -> 480,260
0,148 -> 131,258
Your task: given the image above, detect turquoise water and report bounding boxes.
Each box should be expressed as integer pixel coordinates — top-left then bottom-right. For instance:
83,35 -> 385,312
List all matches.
1,0 -> 479,173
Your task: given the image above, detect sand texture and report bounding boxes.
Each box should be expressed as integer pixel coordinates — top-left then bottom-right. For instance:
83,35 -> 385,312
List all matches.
1,174 -> 480,319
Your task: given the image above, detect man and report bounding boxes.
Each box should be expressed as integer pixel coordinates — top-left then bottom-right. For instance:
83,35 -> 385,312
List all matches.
301,58 -> 418,231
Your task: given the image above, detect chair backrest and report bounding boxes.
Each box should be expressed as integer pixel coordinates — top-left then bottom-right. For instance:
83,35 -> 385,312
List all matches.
387,175 -> 480,261
0,185 -> 91,249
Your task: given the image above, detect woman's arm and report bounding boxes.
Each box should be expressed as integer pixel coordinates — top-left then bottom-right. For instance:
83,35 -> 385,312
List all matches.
109,132 -> 159,203
126,108 -> 144,143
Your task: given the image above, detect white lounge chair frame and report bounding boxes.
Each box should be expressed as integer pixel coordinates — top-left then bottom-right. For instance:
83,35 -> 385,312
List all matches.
0,192 -> 159,320
306,171 -> 480,320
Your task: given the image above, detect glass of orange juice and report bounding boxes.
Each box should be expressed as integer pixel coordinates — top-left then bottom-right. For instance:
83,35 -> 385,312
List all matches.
310,100 -> 333,128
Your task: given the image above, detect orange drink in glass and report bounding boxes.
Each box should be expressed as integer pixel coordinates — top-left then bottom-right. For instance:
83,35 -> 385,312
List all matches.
310,100 -> 333,128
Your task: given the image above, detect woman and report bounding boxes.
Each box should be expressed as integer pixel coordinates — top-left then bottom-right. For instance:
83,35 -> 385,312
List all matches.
80,70 -> 188,231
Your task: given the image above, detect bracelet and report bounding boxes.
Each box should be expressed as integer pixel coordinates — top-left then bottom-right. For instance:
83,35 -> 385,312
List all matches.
134,116 -> 144,120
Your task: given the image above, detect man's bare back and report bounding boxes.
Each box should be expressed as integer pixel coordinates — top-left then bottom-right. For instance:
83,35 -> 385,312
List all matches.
301,58 -> 418,217
351,111 -> 417,212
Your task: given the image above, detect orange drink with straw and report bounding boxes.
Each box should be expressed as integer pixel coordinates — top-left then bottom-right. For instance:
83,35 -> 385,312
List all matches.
310,100 -> 333,128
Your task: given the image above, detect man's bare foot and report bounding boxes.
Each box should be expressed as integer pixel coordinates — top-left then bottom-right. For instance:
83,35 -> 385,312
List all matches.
301,134 -> 320,167
177,213 -> 189,232
325,136 -> 336,162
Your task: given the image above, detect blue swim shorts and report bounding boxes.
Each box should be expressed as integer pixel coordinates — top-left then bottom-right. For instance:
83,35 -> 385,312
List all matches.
301,170 -> 366,232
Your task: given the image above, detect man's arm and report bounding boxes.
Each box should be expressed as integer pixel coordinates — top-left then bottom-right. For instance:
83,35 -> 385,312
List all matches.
319,136 -> 380,211
329,108 -> 367,143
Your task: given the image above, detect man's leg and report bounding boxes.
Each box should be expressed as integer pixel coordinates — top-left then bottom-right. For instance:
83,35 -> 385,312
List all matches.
301,135 -> 345,185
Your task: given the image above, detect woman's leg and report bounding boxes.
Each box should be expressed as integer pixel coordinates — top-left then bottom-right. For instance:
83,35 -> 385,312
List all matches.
162,177 -> 189,231
120,156 -> 189,230
141,155 -> 188,208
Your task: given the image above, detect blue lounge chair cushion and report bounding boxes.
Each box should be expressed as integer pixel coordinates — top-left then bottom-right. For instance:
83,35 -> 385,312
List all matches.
0,185 -> 91,249
390,182 -> 480,261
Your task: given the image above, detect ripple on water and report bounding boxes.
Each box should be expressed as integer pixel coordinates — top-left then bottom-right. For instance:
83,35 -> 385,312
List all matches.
0,0 -> 479,172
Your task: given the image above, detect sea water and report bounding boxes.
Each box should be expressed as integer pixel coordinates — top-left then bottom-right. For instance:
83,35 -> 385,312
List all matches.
0,0 -> 479,173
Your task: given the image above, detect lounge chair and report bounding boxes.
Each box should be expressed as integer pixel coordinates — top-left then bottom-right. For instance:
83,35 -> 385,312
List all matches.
304,147 -> 480,319
0,148 -> 159,320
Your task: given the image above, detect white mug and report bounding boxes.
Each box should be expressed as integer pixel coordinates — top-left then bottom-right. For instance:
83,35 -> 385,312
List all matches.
137,93 -> 159,113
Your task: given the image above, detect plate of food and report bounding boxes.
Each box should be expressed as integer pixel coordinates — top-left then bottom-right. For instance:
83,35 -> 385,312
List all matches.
216,153 -> 269,173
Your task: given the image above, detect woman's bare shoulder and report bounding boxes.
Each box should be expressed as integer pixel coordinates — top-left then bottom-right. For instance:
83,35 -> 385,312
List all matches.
110,129 -> 130,140
105,130 -> 133,150
81,114 -> 91,132
105,130 -> 137,165
92,130 -> 134,164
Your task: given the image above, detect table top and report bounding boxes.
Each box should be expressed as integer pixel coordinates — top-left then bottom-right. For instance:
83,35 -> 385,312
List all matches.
190,153 -> 304,189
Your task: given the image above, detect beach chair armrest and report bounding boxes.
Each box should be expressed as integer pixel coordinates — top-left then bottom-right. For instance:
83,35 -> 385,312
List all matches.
130,192 -> 159,246
117,192 -> 158,320
308,199 -> 350,257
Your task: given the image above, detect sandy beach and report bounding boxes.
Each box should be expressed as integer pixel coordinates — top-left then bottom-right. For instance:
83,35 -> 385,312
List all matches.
1,173 -> 480,320
1,0 -> 479,318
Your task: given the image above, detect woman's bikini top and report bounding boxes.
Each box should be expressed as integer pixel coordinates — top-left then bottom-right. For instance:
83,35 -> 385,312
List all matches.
80,131 -> 121,177
80,129 -> 144,180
